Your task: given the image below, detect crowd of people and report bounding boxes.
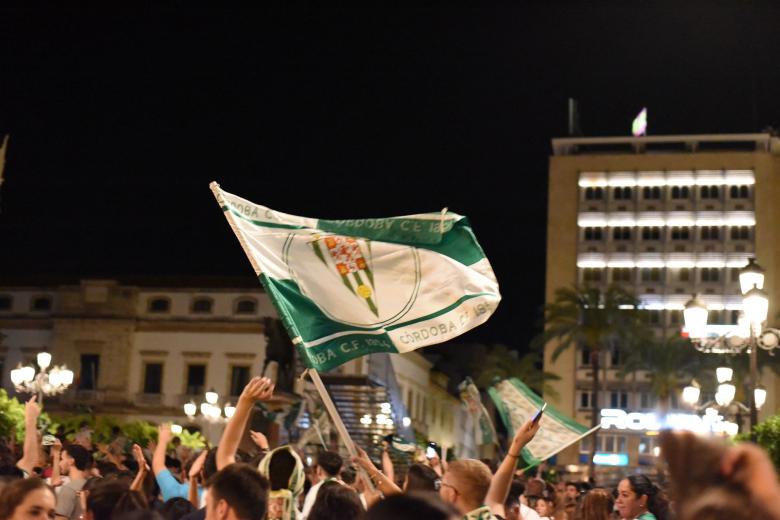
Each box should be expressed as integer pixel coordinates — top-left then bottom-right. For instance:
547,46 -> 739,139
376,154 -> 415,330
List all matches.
3,376 -> 780,520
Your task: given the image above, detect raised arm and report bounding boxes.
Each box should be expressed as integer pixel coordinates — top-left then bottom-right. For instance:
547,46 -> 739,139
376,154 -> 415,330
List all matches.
486,418 -> 540,514
188,449 -> 208,507
152,424 -> 172,476
50,438 -> 64,487
16,396 -> 41,475
216,377 -> 274,470
130,444 -> 150,492
352,447 -> 402,496
381,445 -> 395,483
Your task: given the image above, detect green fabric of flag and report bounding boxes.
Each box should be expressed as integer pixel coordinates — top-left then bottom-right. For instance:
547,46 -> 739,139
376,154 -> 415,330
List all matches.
488,378 -> 591,465
211,182 -> 501,371
458,377 -> 498,446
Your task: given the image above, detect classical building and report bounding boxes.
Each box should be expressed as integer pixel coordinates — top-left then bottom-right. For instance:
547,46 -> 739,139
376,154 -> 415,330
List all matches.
544,133 -> 780,475
0,277 -> 473,455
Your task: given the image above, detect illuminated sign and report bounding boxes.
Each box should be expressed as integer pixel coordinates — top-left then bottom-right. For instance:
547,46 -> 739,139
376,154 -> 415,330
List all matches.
593,453 -> 629,466
599,408 -> 736,435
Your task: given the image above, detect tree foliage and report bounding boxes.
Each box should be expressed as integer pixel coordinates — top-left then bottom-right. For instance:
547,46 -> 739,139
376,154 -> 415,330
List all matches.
736,414 -> 780,471
0,390 -> 53,443
51,414 -> 205,449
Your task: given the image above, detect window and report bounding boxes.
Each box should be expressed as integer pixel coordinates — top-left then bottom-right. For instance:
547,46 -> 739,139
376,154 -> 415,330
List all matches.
612,268 -> 632,283
679,268 -> 690,282
612,227 -> 631,241
610,347 -> 621,367
641,268 -> 661,282
148,297 -> 170,313
701,268 -> 720,282
730,226 -> 749,240
613,187 -> 632,200
701,185 -> 720,199
31,296 -> 52,312
235,298 -> 257,314
186,365 -> 206,395
730,185 -> 749,199
584,227 -> 603,241
580,348 -> 592,367
143,363 -> 163,394
701,226 -> 720,240
640,392 -> 657,409
642,187 -> 661,200
641,227 -> 661,240
647,310 -> 662,325
79,354 -> 100,390
610,392 -> 629,409
0,295 -> 11,311
669,310 -> 682,325
585,187 -> 604,200
583,268 -> 602,282
671,186 -> 690,199
229,366 -> 251,397
671,227 -> 690,240
191,297 -> 213,314
731,268 -> 740,282
579,391 -> 593,410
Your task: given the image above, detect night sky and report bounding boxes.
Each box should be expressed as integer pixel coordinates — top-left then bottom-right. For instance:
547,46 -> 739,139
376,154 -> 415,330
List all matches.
2,6 -> 780,351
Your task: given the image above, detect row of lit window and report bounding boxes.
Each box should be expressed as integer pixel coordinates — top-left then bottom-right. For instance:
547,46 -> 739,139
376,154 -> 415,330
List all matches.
0,295 -> 52,313
584,185 -> 751,201
582,267 -> 740,283
146,296 -> 258,315
584,226 -> 751,241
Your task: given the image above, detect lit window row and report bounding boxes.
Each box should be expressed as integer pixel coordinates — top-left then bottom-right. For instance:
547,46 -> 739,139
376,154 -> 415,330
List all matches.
583,185 -> 751,201
581,267 -> 739,283
579,169 -> 754,188
578,211 -> 755,227
583,225 -> 751,241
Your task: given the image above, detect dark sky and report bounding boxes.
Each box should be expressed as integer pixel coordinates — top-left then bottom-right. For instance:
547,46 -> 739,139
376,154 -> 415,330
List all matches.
1,6 -> 780,351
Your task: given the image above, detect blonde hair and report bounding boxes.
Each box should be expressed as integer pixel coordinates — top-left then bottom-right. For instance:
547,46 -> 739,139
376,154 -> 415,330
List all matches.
447,459 -> 492,506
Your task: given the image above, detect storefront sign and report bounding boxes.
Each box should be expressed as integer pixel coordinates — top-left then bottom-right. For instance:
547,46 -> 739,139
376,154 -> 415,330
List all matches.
600,408 -> 735,435
593,453 -> 629,466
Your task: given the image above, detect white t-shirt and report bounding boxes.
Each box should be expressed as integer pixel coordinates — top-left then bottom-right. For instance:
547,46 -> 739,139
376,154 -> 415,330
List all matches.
521,503 -> 542,520
301,480 -> 324,519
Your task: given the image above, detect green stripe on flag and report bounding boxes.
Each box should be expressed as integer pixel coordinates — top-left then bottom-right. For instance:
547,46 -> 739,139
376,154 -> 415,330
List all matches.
297,331 -> 399,372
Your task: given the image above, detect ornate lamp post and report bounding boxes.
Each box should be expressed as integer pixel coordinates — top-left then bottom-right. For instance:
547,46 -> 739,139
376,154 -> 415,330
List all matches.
683,258 -> 779,440
9,352 -> 74,404
183,388 -> 235,424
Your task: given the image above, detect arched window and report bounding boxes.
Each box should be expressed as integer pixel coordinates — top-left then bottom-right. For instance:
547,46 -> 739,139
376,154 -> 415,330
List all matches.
234,298 -> 257,315
31,296 -> 52,312
191,297 -> 213,314
148,297 -> 171,314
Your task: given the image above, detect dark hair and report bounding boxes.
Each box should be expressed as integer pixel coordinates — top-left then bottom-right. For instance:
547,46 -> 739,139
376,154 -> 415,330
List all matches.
269,449 -> 297,490
87,481 -> 146,520
161,496 -> 196,520
405,463 -> 441,493
316,451 -> 343,477
113,511 -> 166,520
308,481 -> 363,520
506,479 -> 525,508
626,475 -> 670,520
340,465 -> 357,485
208,463 -> 269,520
165,456 -> 182,471
580,488 -> 614,520
63,444 -> 93,471
364,492 -> 460,520
0,477 -> 55,519
203,448 -> 219,481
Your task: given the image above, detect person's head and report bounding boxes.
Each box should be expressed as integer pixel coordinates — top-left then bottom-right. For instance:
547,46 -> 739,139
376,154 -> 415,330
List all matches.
113,512 -> 165,520
203,448 -> 219,483
268,449 -> 298,490
339,465 -> 357,486
535,496 -> 555,518
565,481 -> 580,500
504,480 -> 525,520
580,488 -> 614,520
314,451 -> 342,479
165,456 -> 182,476
78,476 -> 104,513
61,444 -> 92,474
161,497 -> 196,520
364,492 -> 460,520
616,475 -> 668,520
404,463 -> 441,493
524,478 -> 545,499
307,481 -> 363,520
206,463 -> 269,520
96,460 -> 120,479
0,477 -> 56,520
86,480 -> 146,520
439,459 -> 492,514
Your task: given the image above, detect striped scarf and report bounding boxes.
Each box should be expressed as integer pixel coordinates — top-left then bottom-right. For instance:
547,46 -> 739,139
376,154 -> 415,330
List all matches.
258,446 -> 305,520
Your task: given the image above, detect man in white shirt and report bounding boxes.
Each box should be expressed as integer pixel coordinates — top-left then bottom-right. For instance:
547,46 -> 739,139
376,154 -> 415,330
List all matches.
505,481 -> 541,520
301,451 -> 343,519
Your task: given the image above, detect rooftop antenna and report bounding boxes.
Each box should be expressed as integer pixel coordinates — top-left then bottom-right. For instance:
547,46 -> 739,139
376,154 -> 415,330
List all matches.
567,98 -> 582,136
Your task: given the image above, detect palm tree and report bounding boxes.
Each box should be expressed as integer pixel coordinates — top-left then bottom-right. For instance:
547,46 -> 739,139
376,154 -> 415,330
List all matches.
473,345 -> 561,399
535,285 -> 643,474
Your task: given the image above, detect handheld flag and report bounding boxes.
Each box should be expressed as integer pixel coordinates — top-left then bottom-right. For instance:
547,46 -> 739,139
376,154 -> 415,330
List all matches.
211,182 -> 501,372
488,378 -> 597,466
632,108 -> 647,137
458,377 -> 498,446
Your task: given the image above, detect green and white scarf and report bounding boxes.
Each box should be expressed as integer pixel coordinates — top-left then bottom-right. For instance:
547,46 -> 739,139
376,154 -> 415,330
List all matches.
258,446 -> 305,520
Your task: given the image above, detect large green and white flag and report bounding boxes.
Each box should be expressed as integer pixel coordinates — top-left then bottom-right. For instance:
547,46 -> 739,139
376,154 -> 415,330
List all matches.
488,378 -> 598,466
211,182 -> 501,372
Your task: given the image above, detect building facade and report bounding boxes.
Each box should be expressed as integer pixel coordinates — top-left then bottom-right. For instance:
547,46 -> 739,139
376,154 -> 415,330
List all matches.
544,133 -> 780,474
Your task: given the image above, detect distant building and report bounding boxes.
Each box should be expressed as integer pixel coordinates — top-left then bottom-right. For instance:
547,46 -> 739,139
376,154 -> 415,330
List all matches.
544,133 -> 780,476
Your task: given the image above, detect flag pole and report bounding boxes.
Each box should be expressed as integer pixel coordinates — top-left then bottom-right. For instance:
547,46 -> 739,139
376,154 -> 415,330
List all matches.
306,368 -> 358,459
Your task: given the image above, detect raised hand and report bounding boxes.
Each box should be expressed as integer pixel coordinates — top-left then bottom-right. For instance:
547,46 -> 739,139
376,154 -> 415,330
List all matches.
249,430 -> 269,450
189,449 -> 208,480
132,443 -> 150,473
351,447 -> 377,473
238,377 -> 275,405
509,417 -> 541,455
158,423 -> 173,445
25,396 -> 41,423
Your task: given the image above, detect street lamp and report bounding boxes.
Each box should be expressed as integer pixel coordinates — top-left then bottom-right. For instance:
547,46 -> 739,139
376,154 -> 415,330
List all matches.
183,389 -> 233,424
683,258 -> 779,440
10,352 -> 74,403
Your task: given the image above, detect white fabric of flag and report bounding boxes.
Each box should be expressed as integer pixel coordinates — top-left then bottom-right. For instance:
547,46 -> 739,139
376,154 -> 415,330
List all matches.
211,182 -> 501,371
489,378 -> 597,465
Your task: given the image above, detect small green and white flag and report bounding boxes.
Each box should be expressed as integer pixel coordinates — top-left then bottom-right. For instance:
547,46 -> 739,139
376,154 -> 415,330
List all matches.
488,378 -> 598,466
458,377 -> 498,446
211,183 -> 501,372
